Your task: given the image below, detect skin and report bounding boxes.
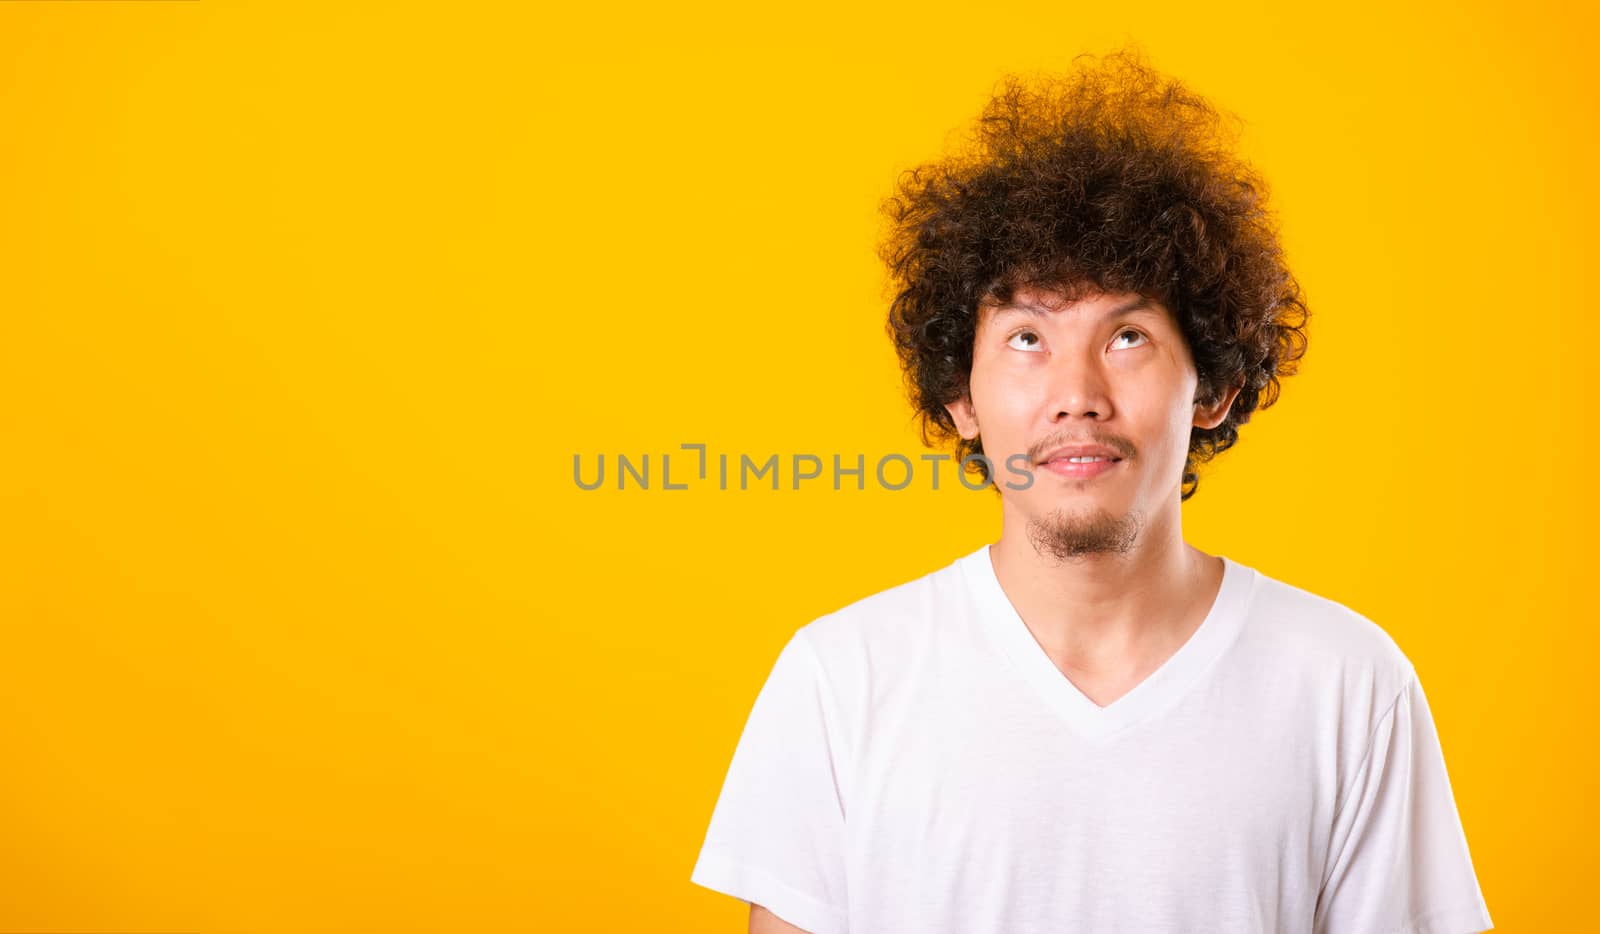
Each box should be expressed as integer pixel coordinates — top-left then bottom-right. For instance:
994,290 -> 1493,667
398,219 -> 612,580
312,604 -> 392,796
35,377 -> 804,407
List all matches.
943,285 -> 1242,705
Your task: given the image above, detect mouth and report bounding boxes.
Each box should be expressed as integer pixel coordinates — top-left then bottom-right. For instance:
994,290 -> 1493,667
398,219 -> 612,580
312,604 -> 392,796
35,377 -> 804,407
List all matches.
1038,454 -> 1123,480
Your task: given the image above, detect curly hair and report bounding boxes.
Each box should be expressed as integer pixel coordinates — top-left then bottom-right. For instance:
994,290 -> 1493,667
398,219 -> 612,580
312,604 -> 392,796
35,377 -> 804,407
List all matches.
878,47 -> 1309,500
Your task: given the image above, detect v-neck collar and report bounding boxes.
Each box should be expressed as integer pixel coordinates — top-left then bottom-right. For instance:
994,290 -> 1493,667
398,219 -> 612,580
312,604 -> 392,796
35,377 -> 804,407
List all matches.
958,542 -> 1259,742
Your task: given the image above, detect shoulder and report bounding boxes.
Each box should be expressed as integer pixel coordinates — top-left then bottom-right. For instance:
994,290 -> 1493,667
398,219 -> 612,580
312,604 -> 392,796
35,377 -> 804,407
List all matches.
1248,568 -> 1412,668
796,551 -> 962,650
782,548 -> 974,694
1237,561 -> 1419,721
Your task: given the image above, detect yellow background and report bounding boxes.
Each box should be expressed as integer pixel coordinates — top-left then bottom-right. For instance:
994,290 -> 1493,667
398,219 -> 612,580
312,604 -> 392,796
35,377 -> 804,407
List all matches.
0,1 -> 1587,930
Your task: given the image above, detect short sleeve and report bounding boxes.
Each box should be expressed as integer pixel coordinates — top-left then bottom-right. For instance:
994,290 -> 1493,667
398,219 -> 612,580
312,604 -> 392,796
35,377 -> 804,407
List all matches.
690,628 -> 849,934
1315,672 -> 1493,934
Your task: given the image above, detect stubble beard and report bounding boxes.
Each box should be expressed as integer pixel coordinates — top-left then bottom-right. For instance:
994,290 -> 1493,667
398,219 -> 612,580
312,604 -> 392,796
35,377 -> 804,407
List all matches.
1025,503 -> 1142,561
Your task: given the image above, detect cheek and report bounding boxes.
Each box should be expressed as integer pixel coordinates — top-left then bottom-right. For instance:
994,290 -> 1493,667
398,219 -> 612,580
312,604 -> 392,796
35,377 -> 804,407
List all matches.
1164,399 -> 1202,461
971,371 -> 1040,438
1125,385 -> 1197,459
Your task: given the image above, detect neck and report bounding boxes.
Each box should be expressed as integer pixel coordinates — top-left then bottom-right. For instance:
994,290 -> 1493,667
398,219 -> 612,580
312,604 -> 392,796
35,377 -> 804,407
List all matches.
988,499 -> 1222,679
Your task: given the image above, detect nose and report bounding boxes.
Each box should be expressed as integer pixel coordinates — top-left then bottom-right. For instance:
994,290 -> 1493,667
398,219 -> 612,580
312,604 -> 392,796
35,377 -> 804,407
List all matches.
1045,346 -> 1113,422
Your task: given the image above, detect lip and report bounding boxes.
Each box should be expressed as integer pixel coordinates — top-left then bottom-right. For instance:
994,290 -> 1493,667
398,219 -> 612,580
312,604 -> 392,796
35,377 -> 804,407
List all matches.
1035,443 -> 1126,481
1040,456 -> 1121,480
1038,443 -> 1124,463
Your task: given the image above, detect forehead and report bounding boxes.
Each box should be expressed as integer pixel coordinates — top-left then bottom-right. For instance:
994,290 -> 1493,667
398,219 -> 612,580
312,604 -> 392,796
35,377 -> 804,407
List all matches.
981,287 -> 1170,328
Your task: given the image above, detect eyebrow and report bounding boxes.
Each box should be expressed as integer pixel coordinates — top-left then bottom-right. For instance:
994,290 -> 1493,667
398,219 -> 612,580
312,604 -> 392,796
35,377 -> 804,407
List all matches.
988,295 -> 1159,324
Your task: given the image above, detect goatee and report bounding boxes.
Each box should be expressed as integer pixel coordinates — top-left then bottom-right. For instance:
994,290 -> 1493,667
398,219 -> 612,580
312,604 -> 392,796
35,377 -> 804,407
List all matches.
1026,505 -> 1141,561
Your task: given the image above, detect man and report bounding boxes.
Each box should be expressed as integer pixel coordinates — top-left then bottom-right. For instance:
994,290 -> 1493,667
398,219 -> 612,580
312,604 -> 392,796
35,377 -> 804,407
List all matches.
690,48 -> 1492,934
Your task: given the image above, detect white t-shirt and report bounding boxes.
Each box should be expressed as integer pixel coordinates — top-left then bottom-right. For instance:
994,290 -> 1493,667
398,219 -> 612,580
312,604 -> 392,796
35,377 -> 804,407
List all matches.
690,543 -> 1493,934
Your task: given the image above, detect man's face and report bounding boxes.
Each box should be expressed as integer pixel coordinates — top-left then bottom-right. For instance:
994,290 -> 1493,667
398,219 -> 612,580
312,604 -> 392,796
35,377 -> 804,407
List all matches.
943,285 -> 1239,559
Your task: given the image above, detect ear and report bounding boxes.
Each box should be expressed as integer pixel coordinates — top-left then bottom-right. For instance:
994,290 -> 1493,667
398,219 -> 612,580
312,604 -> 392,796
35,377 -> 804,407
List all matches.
1193,380 -> 1243,431
944,392 -> 980,440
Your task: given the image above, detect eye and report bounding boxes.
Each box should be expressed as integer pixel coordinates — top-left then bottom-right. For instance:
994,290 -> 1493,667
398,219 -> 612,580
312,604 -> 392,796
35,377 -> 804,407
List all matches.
1006,329 -> 1043,352
1112,328 -> 1148,350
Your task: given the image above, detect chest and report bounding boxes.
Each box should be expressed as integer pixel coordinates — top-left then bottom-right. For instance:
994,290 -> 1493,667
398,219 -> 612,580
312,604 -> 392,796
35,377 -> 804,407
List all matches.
839,662 -> 1329,933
